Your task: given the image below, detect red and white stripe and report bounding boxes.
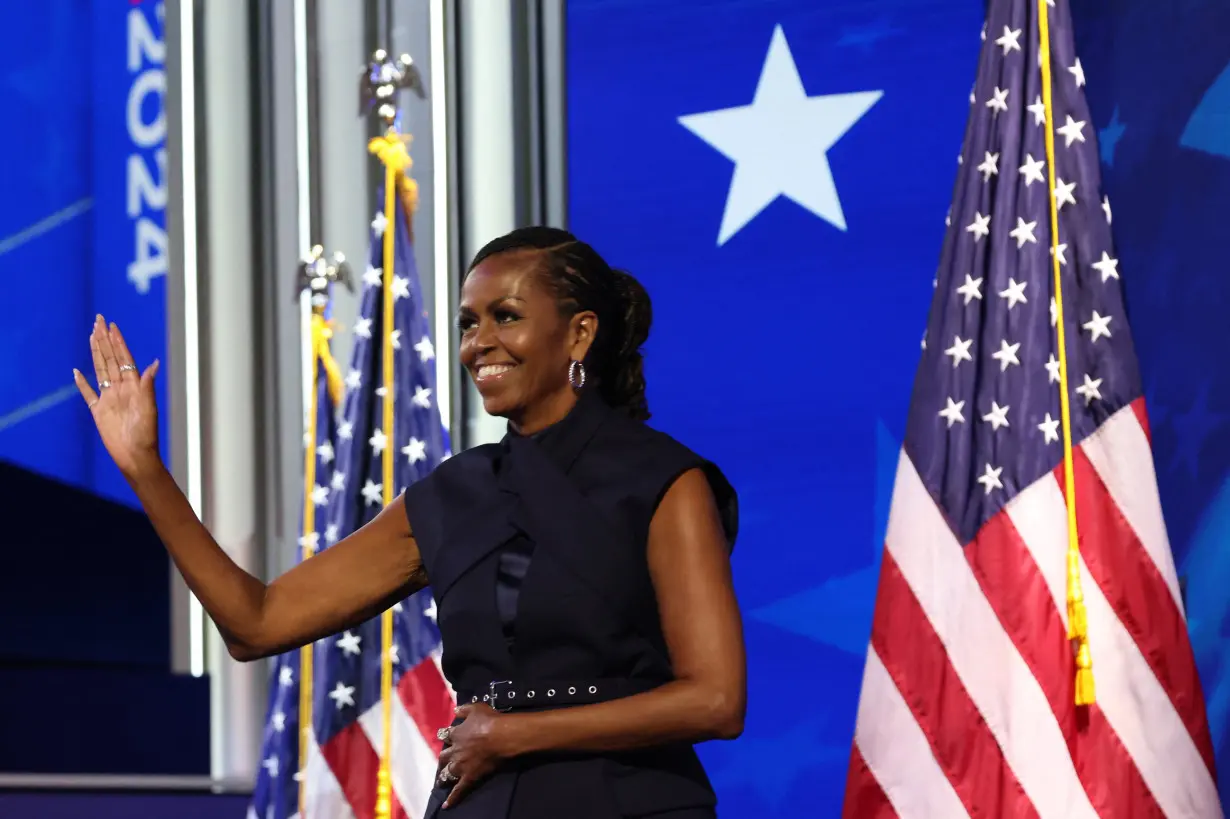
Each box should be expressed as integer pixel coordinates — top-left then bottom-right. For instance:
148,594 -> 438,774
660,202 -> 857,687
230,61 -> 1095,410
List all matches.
844,400 -> 1221,818
304,656 -> 455,819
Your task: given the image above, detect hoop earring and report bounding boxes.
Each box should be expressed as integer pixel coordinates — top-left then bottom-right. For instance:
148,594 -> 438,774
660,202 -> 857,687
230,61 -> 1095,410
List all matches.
568,359 -> 587,390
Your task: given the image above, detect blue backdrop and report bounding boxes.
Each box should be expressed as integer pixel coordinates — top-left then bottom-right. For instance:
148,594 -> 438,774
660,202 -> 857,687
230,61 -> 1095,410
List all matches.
566,0 -> 1230,814
0,0 -> 189,777
0,0 -> 168,509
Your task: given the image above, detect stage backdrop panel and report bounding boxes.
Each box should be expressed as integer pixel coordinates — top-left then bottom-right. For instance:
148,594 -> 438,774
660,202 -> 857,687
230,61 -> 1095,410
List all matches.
0,0 -> 168,509
1071,0 -> 1230,801
569,0 -> 1230,813
566,0 -> 981,814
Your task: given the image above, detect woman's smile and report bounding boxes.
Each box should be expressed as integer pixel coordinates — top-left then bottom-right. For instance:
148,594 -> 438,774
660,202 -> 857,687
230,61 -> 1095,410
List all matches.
474,362 -> 518,384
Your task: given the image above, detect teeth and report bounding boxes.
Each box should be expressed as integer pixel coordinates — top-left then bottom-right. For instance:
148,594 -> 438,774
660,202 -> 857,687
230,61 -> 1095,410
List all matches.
478,364 -> 514,378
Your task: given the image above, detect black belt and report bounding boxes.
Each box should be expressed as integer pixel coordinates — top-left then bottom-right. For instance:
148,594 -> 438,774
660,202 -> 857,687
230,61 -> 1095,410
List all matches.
459,678 -> 658,712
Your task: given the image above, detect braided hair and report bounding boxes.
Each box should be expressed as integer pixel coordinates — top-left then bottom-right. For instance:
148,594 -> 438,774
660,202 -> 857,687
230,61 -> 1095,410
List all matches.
466,227 -> 652,421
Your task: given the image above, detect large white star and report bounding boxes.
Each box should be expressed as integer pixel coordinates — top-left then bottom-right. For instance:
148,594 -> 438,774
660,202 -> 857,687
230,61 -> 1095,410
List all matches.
678,25 -> 882,243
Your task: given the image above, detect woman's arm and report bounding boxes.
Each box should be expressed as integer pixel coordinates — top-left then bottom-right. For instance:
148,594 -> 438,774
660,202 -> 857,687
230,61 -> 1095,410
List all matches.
132,462 -> 425,662
496,465 -> 746,754
76,316 -> 428,663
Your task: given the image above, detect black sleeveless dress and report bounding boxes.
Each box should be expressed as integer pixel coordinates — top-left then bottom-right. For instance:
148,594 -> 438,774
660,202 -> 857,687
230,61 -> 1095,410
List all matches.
402,389 -> 738,818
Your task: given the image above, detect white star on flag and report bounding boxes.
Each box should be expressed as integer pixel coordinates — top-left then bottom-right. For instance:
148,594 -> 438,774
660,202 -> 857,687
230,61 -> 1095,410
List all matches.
966,212 -> 990,241
413,386 -> 433,408
370,212 -> 387,236
986,87 -> 1009,113
1076,373 -> 1103,404
363,265 -> 383,288
402,436 -> 427,464
677,25 -> 882,243
1046,353 -> 1062,384
329,682 -> 356,709
991,340 -> 1021,371
369,428 -> 388,454
945,336 -> 973,367
977,151 -> 999,181
1027,95 -> 1046,125
317,440 -> 335,464
977,463 -> 1004,494
1038,413 -> 1060,444
393,276 -> 411,301
982,401 -> 1011,430
1084,310 -> 1113,343
354,317 -> 373,338
1057,115 -> 1087,147
415,335 -> 435,362
361,479 -> 384,506
1019,154 -> 1046,186
337,631 -> 362,656
998,279 -> 1028,309
957,274 -> 983,305
1069,58 -> 1086,87
1092,252 -> 1119,282
939,398 -> 966,428
1009,217 -> 1038,247
994,26 -> 1022,54
311,484 -> 329,506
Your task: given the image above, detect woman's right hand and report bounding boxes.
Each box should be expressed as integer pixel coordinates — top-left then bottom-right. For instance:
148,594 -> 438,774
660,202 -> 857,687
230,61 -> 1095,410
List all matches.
73,315 -> 162,482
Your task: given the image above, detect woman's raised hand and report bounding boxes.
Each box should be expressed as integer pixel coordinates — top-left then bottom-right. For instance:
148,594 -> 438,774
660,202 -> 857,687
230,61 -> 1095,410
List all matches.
74,315 -> 162,482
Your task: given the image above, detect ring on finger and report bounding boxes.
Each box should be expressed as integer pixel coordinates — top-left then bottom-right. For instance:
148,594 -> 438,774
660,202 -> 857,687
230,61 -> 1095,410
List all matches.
100,380 -> 112,389
436,727 -> 451,742
439,762 -> 458,783
119,364 -> 137,373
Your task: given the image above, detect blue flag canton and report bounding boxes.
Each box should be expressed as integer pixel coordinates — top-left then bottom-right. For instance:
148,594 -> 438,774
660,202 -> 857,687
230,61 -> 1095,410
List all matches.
311,196 -> 451,749
906,0 -> 1143,546
249,358 -> 341,819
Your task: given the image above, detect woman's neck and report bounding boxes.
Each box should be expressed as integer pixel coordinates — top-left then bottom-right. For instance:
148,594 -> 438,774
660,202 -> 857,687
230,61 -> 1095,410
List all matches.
510,390 -> 580,436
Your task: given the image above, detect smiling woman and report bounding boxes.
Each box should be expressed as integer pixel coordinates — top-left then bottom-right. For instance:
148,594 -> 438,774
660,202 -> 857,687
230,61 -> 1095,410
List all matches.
457,228 -> 652,432
77,225 -> 745,819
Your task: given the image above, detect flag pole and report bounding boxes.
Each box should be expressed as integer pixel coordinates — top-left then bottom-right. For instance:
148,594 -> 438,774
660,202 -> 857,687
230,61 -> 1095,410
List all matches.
295,247 -> 351,814
361,48 -> 426,819
1037,0 -> 1094,706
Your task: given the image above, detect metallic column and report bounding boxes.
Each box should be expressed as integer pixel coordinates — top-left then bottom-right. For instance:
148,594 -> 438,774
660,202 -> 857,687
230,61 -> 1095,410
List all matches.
456,0 -> 569,448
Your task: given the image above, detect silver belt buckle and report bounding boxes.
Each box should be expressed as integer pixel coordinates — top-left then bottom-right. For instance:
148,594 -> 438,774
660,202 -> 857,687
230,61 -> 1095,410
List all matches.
487,680 -> 513,712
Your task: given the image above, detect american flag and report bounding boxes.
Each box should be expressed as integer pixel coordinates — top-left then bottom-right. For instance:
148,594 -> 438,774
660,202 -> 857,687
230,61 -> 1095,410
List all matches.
248,309 -> 342,819
843,1 -> 1222,817
251,191 -> 456,819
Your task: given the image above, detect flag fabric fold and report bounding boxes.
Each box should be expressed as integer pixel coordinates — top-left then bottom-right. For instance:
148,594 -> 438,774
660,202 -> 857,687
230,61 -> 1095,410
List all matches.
249,188 -> 454,819
305,190 -> 455,819
843,1 -> 1222,817
249,313 -> 342,819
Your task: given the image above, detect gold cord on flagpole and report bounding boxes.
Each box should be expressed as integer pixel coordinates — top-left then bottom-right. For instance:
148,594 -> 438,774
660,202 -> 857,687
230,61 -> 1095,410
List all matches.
369,128 -> 412,819
298,310 -> 342,816
1037,0 -> 1094,706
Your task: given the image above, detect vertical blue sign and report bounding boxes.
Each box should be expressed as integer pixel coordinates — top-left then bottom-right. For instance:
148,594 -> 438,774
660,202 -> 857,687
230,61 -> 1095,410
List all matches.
90,0 -> 169,506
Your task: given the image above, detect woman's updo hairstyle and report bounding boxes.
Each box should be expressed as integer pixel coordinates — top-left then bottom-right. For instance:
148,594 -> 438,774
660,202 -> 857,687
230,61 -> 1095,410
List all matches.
466,226 -> 652,421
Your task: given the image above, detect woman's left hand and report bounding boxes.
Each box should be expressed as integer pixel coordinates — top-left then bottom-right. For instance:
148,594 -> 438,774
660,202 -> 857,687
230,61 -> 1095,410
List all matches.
436,703 -> 509,808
